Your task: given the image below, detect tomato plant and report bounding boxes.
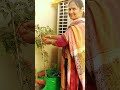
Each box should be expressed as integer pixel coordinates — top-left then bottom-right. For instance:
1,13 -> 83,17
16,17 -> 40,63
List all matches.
35,25 -> 54,76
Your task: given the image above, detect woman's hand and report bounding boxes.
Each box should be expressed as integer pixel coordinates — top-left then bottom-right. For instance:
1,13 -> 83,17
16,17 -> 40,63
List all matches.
42,36 -> 52,44
44,35 -> 51,39
44,35 -> 61,40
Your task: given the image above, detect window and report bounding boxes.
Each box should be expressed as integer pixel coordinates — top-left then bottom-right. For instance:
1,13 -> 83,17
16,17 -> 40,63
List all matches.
57,1 -> 69,35
57,0 -> 69,69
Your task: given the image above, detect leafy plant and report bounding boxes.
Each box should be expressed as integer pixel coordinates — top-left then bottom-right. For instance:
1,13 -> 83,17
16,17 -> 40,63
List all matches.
35,25 -> 55,76
0,0 -> 34,90
35,25 -> 54,48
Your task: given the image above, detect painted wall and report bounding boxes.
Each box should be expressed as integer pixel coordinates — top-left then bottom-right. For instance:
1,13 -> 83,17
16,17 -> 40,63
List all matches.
35,0 -> 85,73
35,0 -> 58,73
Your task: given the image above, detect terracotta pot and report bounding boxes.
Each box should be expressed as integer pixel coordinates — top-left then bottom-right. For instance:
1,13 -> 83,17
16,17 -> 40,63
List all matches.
38,71 -> 45,77
36,80 -> 46,85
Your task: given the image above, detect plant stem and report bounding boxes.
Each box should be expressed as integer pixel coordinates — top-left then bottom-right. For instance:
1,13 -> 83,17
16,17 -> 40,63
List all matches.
11,11 -> 23,90
42,46 -> 47,77
40,34 -> 47,77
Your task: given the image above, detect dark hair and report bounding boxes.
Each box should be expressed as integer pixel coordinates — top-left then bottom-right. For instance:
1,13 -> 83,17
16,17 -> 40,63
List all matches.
69,0 -> 84,9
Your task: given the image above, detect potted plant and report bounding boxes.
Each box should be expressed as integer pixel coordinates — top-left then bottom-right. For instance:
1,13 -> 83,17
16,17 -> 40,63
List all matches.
35,25 -> 60,90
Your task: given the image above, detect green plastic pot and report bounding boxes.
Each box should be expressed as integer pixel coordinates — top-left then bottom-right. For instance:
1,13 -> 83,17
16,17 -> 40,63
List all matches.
37,70 -> 60,90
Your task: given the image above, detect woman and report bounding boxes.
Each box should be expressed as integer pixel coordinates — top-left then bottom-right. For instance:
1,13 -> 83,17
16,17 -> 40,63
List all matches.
42,0 -> 85,90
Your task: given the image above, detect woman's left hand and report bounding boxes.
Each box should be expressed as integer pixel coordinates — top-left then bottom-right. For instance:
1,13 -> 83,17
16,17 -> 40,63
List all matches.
42,37 -> 51,44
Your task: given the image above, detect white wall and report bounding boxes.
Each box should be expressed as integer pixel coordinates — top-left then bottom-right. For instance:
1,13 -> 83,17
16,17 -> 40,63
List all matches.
35,0 -> 58,73
35,0 -> 57,28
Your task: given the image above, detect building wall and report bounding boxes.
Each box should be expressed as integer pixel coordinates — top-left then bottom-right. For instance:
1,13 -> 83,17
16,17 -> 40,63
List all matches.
35,0 -> 58,73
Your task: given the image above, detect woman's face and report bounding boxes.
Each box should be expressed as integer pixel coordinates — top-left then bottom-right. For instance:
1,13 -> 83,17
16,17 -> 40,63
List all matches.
68,1 -> 83,20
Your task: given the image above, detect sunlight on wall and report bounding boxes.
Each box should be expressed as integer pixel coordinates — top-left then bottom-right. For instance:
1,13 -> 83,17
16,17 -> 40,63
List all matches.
35,0 -> 57,28
35,0 -> 58,73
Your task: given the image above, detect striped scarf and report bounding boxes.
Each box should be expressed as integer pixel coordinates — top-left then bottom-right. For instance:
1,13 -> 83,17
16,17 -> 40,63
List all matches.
61,19 -> 85,90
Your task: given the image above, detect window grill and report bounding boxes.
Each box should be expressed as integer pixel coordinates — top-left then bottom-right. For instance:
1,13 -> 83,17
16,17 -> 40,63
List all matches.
57,0 -> 69,69
57,1 -> 69,35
